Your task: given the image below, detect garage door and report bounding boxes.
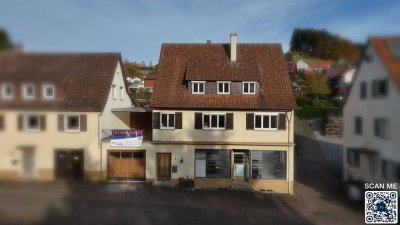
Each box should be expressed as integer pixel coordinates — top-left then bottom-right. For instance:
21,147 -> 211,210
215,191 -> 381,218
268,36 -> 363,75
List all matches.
107,150 -> 145,180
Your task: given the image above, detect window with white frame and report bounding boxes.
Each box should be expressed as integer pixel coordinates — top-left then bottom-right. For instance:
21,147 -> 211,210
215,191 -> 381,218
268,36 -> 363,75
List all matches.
22,83 -> 35,99
112,84 -> 117,99
42,84 -> 55,99
203,114 -> 225,129
25,114 -> 40,131
254,114 -> 278,130
120,86 -> 124,100
374,118 -> 389,139
161,113 -> 175,129
65,115 -> 80,131
192,81 -> 205,94
1,83 -> 14,100
217,82 -> 230,94
243,82 -> 256,94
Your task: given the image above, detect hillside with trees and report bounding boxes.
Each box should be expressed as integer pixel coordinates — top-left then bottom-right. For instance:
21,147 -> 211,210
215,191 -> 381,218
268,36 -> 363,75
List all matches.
289,28 -> 363,61
123,61 -> 157,78
0,29 -> 14,50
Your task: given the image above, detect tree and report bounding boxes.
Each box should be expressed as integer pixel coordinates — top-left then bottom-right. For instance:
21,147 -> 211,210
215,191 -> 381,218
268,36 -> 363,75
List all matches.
305,74 -> 330,100
284,52 -> 293,61
0,29 -> 13,50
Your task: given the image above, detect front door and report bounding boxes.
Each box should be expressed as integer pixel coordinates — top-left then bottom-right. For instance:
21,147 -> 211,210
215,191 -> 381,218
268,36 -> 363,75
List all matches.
55,150 -> 84,180
156,153 -> 171,181
233,152 -> 245,180
22,149 -> 35,178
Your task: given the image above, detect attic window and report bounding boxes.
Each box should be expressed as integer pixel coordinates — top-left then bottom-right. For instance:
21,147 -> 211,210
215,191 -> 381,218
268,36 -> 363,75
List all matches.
217,81 -> 230,94
192,81 -> 205,94
1,83 -> 14,100
243,82 -> 257,94
42,84 -> 55,99
22,83 -> 35,99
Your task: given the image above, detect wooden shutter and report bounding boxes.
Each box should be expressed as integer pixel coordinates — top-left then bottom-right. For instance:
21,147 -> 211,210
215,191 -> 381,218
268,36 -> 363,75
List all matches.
246,113 -> 254,130
18,115 -> 23,131
0,115 -> 4,130
278,113 -> 286,130
153,112 -> 160,129
40,115 -> 46,131
194,113 -> 202,129
175,112 -> 182,129
80,115 -> 87,132
226,113 -> 234,130
58,114 -> 64,131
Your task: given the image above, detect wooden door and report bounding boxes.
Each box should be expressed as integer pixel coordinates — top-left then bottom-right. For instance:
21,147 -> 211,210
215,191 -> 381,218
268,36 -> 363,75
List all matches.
55,150 -> 84,180
107,151 -> 146,180
157,153 -> 171,181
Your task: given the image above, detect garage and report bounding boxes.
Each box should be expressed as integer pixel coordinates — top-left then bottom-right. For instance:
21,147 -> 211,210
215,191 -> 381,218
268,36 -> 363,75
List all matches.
107,150 -> 146,181
55,149 -> 84,180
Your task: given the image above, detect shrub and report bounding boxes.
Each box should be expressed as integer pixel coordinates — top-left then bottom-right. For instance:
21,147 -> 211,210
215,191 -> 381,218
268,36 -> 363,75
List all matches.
296,97 -> 311,106
311,99 -> 333,107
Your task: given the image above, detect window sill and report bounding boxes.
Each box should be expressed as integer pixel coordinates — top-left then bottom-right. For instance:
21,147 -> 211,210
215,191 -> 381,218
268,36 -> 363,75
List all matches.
202,128 -> 226,130
23,129 -> 40,132
64,129 -> 81,133
160,127 -> 175,130
254,128 -> 279,131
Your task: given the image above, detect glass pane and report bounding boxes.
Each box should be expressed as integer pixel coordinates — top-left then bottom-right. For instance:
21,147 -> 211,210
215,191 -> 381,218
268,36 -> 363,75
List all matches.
67,116 -> 79,130
6,86 -> 12,95
193,83 -> 198,92
255,115 -> 262,128
250,83 -> 255,93
271,116 -> 277,128
211,115 -> 218,128
161,114 -> 168,127
203,115 -> 210,128
218,83 -> 223,93
133,152 -> 144,158
110,152 -> 120,159
28,116 -> 39,128
121,152 -> 132,158
224,83 -> 229,92
244,83 -> 248,92
169,114 -> 175,127
27,86 -> 33,95
218,115 -> 225,128
46,87 -> 54,96
199,83 -> 204,92
263,115 -> 270,128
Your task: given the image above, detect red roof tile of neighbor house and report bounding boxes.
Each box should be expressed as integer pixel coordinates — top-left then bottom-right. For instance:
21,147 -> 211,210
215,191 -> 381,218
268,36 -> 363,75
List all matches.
307,60 -> 333,69
0,52 -> 122,112
151,43 -> 296,110
370,36 -> 400,88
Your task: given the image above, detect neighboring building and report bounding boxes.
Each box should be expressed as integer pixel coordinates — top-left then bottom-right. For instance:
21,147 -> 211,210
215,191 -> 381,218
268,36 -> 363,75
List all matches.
148,34 -> 296,194
296,59 -> 332,72
326,65 -> 356,100
296,59 -> 309,71
0,52 -> 131,181
343,36 -> 400,200
286,61 -> 297,80
128,78 -> 144,92
143,73 -> 156,92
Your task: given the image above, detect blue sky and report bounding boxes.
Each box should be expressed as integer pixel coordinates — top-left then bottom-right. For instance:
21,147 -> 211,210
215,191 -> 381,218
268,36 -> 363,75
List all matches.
1,0 -> 399,63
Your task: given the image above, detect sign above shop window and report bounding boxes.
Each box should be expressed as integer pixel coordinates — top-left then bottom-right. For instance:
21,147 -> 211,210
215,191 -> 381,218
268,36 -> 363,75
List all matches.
110,130 -> 144,147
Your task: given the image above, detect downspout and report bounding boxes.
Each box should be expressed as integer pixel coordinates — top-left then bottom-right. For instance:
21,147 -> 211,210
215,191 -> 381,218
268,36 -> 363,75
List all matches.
98,113 -> 103,181
286,111 -> 293,194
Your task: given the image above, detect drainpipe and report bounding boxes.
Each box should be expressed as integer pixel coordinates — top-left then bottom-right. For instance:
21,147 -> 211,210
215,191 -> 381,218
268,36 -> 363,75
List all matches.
286,111 -> 293,194
98,113 -> 103,180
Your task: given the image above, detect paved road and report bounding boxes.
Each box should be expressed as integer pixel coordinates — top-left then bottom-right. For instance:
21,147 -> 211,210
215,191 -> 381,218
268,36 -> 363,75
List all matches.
0,181 -> 313,225
281,118 -> 364,225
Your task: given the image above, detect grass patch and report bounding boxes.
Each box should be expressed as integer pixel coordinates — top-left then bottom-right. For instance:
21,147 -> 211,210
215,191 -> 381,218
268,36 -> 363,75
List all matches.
295,106 -> 340,119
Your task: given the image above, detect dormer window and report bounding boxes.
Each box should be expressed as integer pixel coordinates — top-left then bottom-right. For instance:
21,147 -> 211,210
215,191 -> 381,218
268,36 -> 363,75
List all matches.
217,81 -> 230,94
192,81 -> 205,94
243,82 -> 257,94
42,84 -> 55,99
22,83 -> 35,99
1,83 -> 14,100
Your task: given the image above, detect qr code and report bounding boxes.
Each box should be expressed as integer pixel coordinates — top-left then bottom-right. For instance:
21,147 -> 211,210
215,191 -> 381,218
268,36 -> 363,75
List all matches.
365,191 -> 398,224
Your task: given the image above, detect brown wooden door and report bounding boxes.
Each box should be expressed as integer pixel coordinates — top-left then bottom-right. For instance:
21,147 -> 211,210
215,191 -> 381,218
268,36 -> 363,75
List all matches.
55,150 -> 84,180
157,153 -> 171,181
107,151 -> 145,180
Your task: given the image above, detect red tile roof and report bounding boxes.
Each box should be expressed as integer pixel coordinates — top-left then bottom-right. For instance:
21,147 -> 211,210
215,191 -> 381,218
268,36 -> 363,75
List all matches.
0,52 -> 122,112
151,43 -> 296,110
370,36 -> 400,88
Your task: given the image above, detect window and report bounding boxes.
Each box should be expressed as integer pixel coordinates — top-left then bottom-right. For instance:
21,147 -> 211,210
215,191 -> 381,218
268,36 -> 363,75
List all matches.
347,149 -> 360,167
254,114 -> 278,130
369,157 -> 376,177
355,117 -> 362,134
192,81 -> 205,94
120,86 -> 124,100
381,159 -> 399,180
195,149 -> 230,178
112,84 -> 117,99
217,81 -> 230,94
372,79 -> 388,98
242,82 -> 256,94
65,115 -> 80,131
25,115 -> 40,131
1,83 -> 14,100
202,114 -> 225,129
22,83 -> 35,99
160,113 -> 175,129
360,81 -> 367,99
374,118 -> 389,139
42,84 -> 55,99
251,151 -> 287,179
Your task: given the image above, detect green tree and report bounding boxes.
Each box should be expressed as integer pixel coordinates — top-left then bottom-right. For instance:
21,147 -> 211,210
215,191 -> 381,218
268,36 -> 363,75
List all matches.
305,74 -> 330,100
0,29 -> 13,50
284,52 -> 293,61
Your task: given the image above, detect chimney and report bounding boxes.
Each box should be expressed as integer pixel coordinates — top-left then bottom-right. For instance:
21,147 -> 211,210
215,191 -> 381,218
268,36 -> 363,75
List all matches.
206,40 -> 212,44
230,33 -> 237,62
